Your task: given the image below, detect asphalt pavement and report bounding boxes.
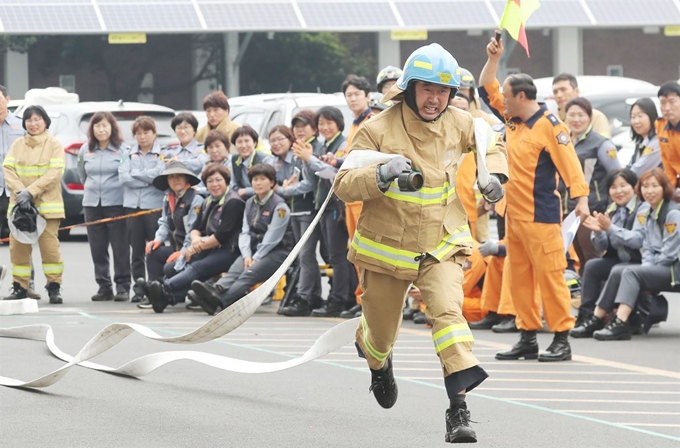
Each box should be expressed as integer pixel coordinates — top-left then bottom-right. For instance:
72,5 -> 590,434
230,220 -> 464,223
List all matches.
1,230 -> 679,448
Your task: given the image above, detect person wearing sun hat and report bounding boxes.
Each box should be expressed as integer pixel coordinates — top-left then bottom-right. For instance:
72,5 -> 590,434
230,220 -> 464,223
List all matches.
135,160 -> 203,309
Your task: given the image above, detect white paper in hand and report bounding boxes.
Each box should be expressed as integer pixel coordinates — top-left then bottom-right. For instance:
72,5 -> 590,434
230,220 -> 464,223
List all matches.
561,210 -> 581,255
473,118 -> 494,189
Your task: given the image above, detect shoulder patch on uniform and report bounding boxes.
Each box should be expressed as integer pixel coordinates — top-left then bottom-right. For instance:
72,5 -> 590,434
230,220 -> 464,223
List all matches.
547,113 -> 560,126
665,223 -> 677,235
642,146 -> 653,155
193,205 -> 201,213
637,213 -> 646,225
277,208 -> 287,218
607,148 -> 617,159
556,131 -> 570,146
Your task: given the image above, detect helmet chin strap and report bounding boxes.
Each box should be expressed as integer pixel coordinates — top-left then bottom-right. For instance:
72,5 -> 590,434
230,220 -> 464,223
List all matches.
404,82 -> 459,122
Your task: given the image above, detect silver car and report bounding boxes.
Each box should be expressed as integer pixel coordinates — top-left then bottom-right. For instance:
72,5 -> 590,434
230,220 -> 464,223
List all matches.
18,101 -> 176,239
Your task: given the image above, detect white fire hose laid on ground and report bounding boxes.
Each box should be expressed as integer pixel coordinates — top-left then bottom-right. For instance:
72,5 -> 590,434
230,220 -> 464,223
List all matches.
0,119 -> 494,389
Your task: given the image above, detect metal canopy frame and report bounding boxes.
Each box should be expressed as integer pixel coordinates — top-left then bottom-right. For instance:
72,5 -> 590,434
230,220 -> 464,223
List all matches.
0,0 -> 678,34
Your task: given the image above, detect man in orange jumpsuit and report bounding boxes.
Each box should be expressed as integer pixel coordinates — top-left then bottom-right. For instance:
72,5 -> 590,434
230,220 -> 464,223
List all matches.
479,33 -> 589,362
656,81 -> 680,194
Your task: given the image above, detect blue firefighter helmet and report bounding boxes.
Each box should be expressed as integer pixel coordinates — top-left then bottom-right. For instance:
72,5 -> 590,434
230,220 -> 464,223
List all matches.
397,43 -> 461,91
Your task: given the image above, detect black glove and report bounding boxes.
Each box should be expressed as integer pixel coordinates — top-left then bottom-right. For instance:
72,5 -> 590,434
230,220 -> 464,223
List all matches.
479,175 -> 504,204
15,190 -> 33,210
379,156 -> 412,183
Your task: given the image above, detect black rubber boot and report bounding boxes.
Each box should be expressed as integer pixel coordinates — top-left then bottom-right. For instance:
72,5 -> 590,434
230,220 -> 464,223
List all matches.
445,402 -> 477,444
3,282 -> 28,300
538,331 -> 572,362
495,330 -> 538,360
593,318 -> 632,341
369,355 -> 398,409
570,315 -> 604,338
468,311 -> 503,330
46,283 -> 63,304
131,278 -> 147,303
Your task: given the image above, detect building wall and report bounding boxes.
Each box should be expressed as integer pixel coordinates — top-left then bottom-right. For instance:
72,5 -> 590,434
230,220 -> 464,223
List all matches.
27,35 -> 192,110
583,29 -> 679,85
399,28 -> 677,86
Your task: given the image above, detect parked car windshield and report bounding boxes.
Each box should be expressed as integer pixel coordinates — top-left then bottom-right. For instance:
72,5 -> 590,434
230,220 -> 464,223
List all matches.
78,111 -> 176,146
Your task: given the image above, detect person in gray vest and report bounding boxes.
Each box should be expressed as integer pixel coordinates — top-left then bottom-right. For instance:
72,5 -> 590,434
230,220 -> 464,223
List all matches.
564,97 -> 621,275
190,164 -> 295,315
163,112 -> 205,175
136,161 -> 203,309
229,125 -> 274,200
268,124 -> 324,316
627,98 -> 662,176
77,111 -> 131,302
293,106 -> 355,318
118,116 -> 167,302
583,168 -> 680,340
146,163 -> 244,313
571,169 -> 647,335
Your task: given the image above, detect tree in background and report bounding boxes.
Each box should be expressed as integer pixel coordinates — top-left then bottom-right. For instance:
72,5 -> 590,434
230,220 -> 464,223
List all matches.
239,33 -> 376,94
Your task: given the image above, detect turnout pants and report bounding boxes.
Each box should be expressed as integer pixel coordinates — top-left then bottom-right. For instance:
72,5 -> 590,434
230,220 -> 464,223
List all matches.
290,214 -> 322,305
84,205 -> 130,293
10,218 -> 63,288
507,216 -> 574,332
125,208 -> 161,281
216,248 -> 289,307
357,255 -> 486,393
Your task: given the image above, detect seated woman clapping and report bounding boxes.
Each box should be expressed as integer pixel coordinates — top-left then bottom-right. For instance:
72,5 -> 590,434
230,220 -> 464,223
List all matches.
189,164 -> 295,315
577,168 -> 680,340
571,169 -> 646,335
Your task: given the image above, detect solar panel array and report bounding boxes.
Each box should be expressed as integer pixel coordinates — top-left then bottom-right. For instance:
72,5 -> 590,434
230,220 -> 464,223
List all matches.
0,0 -> 678,33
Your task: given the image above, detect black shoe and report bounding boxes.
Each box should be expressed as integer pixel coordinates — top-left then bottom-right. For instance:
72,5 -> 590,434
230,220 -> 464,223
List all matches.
27,288 -> 41,300
468,311 -> 503,330
148,281 -> 170,314
137,296 -> 152,309
593,318 -> 632,341
354,309 -> 363,318
495,330 -> 538,360
340,304 -> 361,318
492,316 -> 519,333
46,283 -> 63,304
445,406 -> 477,444
280,298 -> 312,317
570,315 -> 604,338
574,308 -> 593,328
114,291 -> 129,302
131,279 -> 147,303
311,300 -> 345,317
91,290 -> 113,302
538,331 -> 572,362
3,282 -> 28,300
403,307 -> 419,320
413,311 -> 430,325
190,281 -> 224,316
369,356 -> 398,409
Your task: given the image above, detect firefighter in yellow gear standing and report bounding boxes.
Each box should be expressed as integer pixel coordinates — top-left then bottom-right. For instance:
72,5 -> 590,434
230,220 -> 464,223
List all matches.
333,43 -> 508,444
2,105 -> 65,304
